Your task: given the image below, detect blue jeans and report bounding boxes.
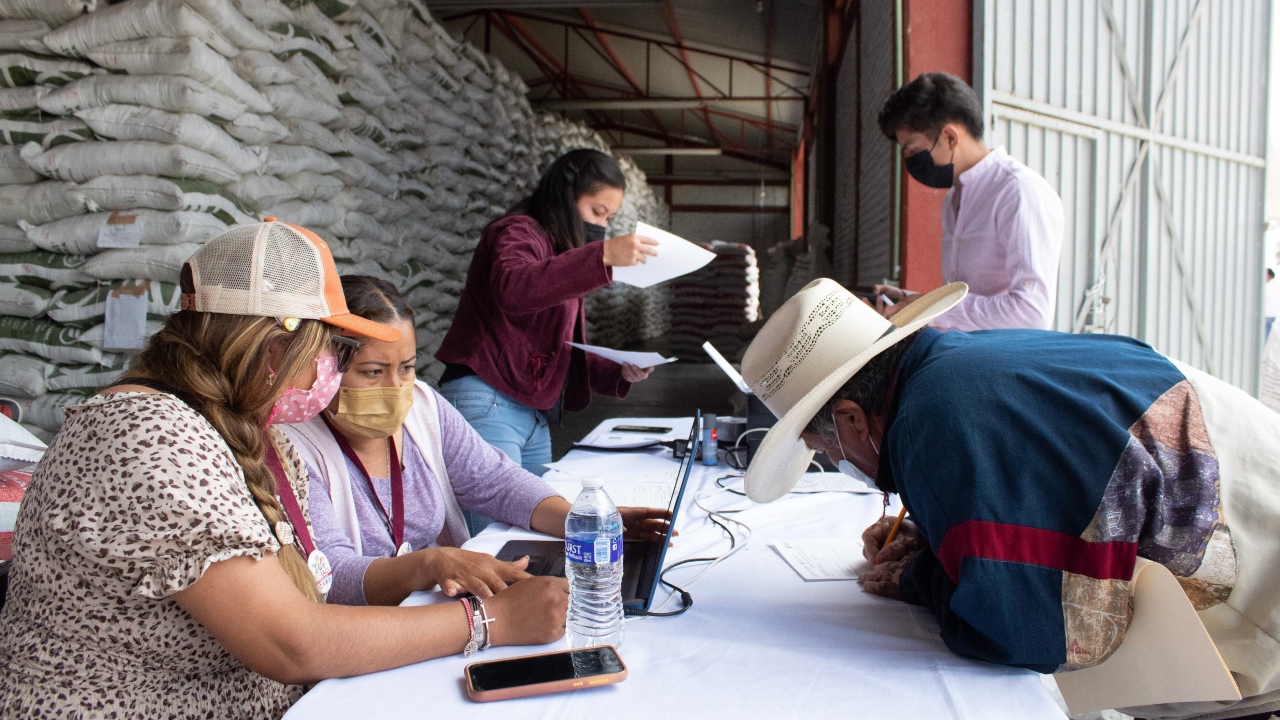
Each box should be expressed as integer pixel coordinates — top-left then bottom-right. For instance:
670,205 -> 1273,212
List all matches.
439,374 -> 553,477
441,375 -> 554,536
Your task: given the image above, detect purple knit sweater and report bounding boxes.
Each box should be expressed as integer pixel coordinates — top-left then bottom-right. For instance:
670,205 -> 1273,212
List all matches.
306,396 -> 559,605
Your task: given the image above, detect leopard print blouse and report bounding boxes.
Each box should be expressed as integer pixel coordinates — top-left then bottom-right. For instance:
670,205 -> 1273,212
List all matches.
0,392 -> 315,719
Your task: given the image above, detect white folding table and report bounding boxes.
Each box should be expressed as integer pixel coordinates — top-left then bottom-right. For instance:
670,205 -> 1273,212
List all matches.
285,417 -> 1064,720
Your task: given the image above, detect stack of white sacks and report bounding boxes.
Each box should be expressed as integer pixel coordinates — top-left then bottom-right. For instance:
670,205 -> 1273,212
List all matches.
0,0 -> 669,439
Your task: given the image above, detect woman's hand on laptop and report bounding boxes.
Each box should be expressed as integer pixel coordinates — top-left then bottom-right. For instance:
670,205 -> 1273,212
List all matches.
619,506 -> 675,544
425,547 -> 534,598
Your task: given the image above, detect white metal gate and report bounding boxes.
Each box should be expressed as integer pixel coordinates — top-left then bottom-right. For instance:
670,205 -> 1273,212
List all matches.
974,0 -> 1270,391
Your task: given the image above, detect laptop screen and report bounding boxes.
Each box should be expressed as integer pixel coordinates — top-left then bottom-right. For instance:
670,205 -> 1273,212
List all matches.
644,411 -> 701,608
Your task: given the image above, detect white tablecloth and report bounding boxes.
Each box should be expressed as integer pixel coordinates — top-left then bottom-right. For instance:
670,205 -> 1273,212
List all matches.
286,418 -> 1064,720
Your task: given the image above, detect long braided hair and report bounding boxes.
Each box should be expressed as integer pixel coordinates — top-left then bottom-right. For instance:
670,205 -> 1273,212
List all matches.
129,309 -> 329,602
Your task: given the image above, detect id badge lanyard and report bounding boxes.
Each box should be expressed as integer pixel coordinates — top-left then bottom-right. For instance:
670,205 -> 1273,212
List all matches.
266,444 -> 333,594
322,416 -> 409,557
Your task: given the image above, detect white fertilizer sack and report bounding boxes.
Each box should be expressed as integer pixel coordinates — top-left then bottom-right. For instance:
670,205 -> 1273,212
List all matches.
261,143 -> 340,176
0,353 -> 50,398
231,49 -> 299,86
42,0 -> 238,58
82,242 -> 200,283
75,104 -> 264,175
0,86 -> 48,116
0,117 -> 92,149
0,250 -> 91,289
0,316 -> 103,365
21,140 -> 240,185
0,0 -> 97,29
85,37 -> 271,115
0,53 -> 96,88
0,181 -> 87,225
39,74 -> 247,122
22,210 -> 226,254
223,111 -> 288,144
227,175 -> 299,210
0,281 -> 53,318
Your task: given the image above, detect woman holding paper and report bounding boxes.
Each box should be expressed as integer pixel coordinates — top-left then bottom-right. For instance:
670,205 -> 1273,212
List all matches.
436,149 -> 658,477
283,275 -> 672,606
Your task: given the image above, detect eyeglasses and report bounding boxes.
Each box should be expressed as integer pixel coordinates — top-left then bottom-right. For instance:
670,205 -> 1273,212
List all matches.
329,334 -> 363,373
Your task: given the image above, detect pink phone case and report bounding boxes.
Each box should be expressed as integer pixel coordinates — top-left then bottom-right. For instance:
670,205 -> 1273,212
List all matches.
464,647 -> 628,702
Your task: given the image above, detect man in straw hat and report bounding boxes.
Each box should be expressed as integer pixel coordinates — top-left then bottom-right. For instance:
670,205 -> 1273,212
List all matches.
741,279 -> 1280,719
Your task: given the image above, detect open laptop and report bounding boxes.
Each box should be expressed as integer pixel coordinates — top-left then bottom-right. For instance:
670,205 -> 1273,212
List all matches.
495,412 -> 701,616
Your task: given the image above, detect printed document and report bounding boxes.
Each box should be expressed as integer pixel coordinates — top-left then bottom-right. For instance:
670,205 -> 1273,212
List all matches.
568,342 -> 676,368
612,222 -> 716,288
774,539 -> 866,581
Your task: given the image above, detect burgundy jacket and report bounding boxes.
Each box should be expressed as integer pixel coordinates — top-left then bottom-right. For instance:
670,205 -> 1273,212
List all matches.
435,214 -> 630,411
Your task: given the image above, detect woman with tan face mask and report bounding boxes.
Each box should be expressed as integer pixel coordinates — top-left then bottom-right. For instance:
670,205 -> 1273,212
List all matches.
280,275 -> 673,607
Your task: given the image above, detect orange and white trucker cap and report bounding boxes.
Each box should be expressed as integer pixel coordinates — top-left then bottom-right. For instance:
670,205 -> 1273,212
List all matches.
179,217 -> 401,343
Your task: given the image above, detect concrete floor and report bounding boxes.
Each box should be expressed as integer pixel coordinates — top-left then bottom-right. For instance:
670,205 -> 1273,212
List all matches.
549,362 -> 742,459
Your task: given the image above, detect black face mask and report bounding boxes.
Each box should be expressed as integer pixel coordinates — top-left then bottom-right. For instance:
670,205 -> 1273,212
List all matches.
904,138 -> 954,189
583,222 -> 608,243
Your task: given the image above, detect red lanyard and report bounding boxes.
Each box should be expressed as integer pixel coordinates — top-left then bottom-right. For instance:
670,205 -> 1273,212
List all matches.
266,444 -> 317,557
322,416 -> 405,552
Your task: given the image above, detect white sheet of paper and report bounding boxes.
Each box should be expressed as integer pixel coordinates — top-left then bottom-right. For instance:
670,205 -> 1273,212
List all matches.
104,283 -> 148,351
581,418 -> 693,445
544,453 -> 678,484
774,539 -> 866,581
546,480 -> 675,509
578,433 -> 665,449
568,342 -> 676,368
790,472 -> 883,494
611,222 -> 716,288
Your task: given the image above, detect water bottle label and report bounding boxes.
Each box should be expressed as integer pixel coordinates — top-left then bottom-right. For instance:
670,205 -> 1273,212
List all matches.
566,535 -> 622,564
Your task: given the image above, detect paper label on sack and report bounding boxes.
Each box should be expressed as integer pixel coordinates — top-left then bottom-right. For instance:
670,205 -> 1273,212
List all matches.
611,222 -> 716,288
103,282 -> 149,351
96,212 -> 141,249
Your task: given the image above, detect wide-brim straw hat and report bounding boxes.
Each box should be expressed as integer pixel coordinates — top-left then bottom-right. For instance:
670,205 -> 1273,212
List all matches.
740,278 -> 967,502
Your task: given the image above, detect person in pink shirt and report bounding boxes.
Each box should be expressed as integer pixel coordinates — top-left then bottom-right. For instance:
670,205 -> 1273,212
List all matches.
873,72 -> 1064,331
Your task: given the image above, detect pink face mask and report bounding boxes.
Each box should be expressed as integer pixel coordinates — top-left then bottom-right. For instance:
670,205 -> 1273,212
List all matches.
267,355 -> 342,425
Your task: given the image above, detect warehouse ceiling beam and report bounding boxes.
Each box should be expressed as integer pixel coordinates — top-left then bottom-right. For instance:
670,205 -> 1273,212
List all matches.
659,0 -> 735,149
536,97 -> 804,110
433,0 -> 657,7
594,120 -> 790,170
440,9 -> 810,77
576,7 -> 669,136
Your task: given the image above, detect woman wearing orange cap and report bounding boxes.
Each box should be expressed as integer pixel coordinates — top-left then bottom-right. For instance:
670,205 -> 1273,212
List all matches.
0,221 -> 568,719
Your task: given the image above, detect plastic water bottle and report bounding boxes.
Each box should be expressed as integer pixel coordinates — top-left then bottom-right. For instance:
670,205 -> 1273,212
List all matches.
565,478 -> 625,649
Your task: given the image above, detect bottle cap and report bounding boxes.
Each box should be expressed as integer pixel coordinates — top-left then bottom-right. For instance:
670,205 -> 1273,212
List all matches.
581,477 -> 604,489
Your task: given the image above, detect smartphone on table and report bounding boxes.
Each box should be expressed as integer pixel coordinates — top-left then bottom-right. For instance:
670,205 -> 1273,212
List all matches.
464,646 -> 627,702
613,425 -> 671,434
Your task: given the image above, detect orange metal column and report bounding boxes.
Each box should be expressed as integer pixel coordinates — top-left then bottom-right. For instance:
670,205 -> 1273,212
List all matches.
899,0 -> 972,293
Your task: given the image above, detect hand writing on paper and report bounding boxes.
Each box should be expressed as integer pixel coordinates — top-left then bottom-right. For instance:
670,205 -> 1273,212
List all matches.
871,283 -> 922,320
603,234 -> 660,267
423,547 -> 533,599
619,506 -> 675,544
857,553 -> 917,600
485,577 -> 570,647
620,362 -> 654,383
861,516 -> 925,565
